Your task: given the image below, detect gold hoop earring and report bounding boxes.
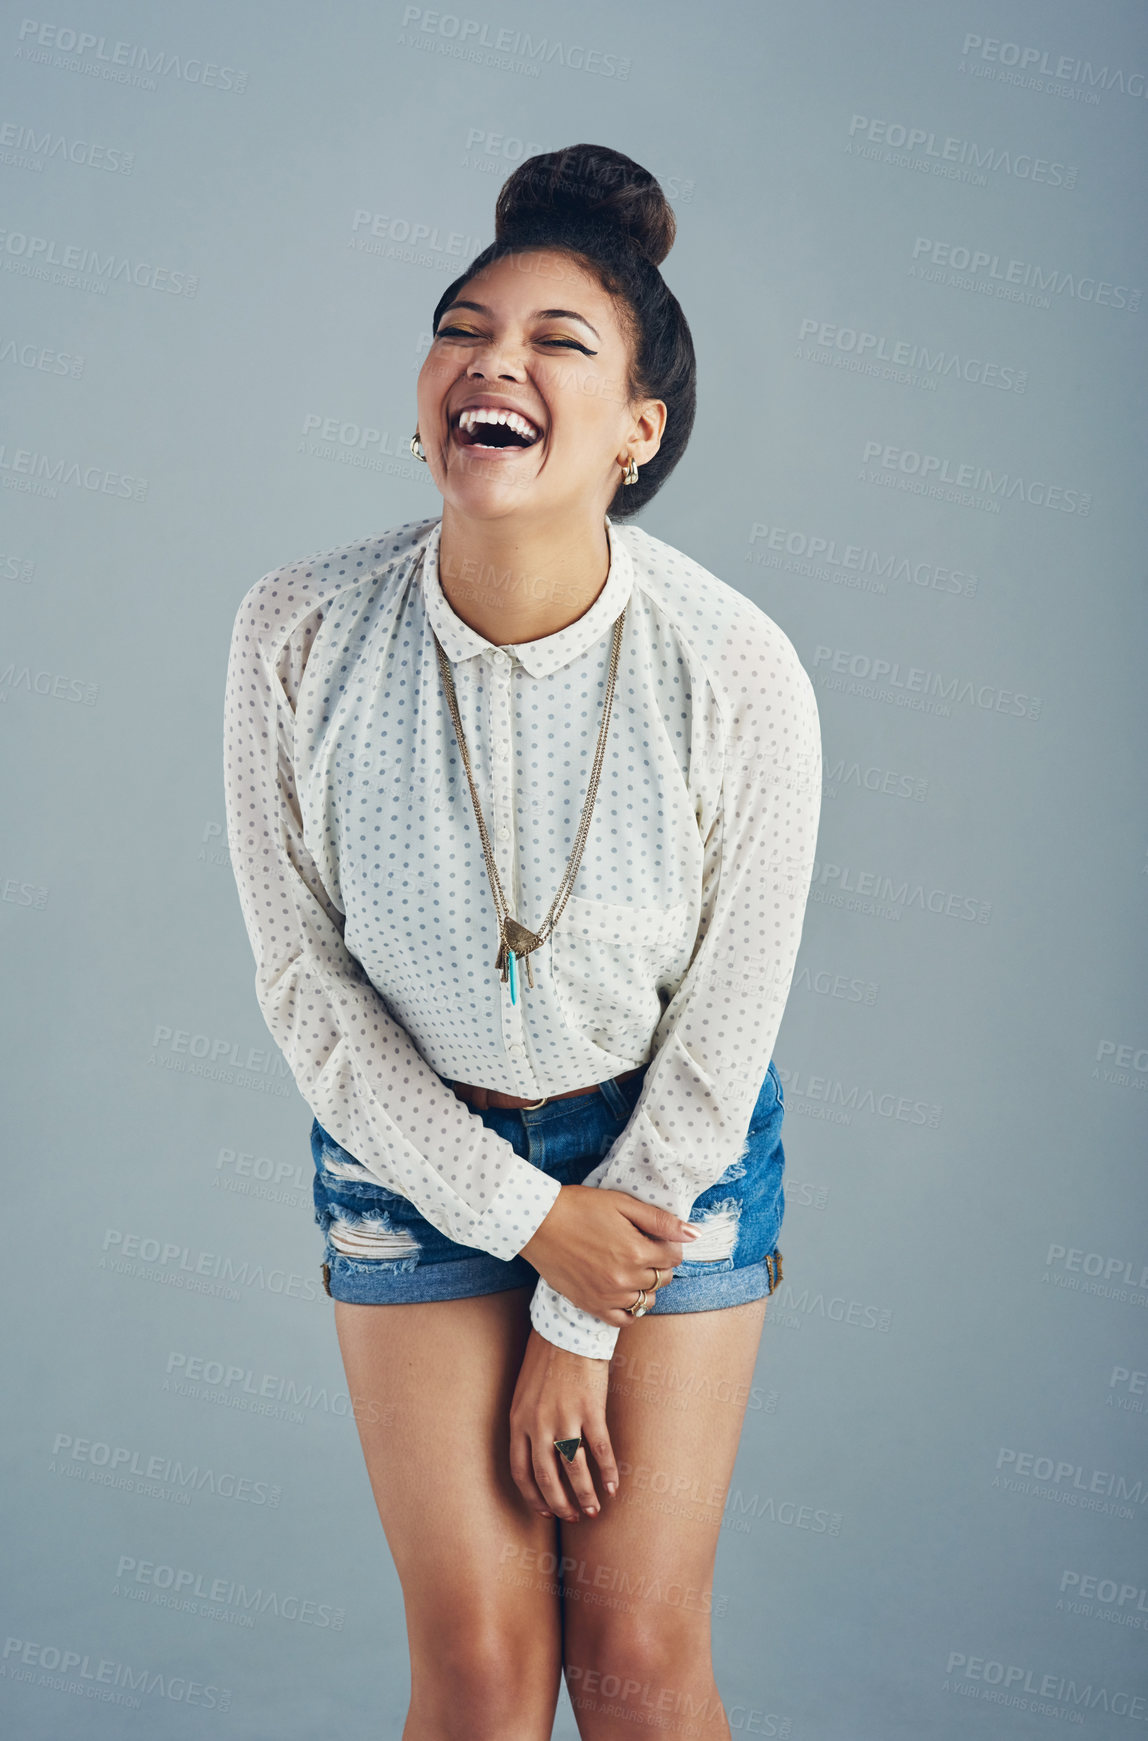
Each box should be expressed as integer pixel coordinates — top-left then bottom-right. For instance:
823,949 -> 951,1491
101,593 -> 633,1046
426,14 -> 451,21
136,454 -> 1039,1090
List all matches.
410,429 -> 427,463
622,455 -> 639,486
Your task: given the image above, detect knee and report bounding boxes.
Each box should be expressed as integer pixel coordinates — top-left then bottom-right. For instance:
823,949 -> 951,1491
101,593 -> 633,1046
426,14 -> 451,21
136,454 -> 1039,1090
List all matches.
564,1614 -> 715,1729
410,1620 -> 556,1739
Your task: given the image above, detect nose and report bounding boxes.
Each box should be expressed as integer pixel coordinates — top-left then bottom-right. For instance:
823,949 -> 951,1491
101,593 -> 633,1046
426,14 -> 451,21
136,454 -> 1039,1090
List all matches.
465,333 -> 527,382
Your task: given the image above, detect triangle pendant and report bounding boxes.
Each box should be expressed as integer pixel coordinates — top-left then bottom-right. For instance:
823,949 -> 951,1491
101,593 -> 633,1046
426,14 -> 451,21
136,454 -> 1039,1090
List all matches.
503,916 -> 543,956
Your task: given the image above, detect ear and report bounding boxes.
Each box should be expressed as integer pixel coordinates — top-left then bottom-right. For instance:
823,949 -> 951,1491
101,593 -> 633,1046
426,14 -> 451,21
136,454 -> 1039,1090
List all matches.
621,398 -> 668,470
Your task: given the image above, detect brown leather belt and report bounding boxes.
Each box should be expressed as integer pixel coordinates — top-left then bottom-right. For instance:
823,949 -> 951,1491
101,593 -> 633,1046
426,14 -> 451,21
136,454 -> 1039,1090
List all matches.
447,1064 -> 645,1113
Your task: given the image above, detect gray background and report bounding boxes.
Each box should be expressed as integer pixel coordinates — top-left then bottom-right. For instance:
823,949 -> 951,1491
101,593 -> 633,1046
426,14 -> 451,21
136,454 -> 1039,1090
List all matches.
2,1 -> 1146,1735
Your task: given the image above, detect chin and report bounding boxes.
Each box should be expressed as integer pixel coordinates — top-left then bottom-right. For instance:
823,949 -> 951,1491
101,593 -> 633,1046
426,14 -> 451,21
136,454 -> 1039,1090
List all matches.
441,468 -> 545,520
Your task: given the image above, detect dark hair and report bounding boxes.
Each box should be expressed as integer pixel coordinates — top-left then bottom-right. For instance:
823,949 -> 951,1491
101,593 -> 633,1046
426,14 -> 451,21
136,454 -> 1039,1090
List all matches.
431,144 -> 696,520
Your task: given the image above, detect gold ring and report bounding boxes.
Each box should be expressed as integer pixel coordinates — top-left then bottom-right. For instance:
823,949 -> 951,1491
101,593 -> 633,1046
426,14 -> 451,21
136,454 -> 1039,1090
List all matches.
650,1267 -> 664,1291
626,1288 -> 649,1318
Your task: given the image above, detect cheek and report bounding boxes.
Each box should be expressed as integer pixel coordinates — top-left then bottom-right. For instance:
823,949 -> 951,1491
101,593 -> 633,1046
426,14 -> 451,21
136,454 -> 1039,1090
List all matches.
565,401 -> 623,461
417,355 -> 455,406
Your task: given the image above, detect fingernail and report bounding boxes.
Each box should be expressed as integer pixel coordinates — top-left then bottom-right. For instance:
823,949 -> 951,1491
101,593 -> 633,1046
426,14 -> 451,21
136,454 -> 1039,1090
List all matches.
605,1481 -> 618,1495
585,1507 -> 599,1517
681,1224 -> 700,1239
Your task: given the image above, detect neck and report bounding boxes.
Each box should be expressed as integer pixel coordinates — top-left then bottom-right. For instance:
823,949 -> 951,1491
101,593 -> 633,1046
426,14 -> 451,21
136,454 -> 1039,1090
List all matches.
437,504 -> 612,646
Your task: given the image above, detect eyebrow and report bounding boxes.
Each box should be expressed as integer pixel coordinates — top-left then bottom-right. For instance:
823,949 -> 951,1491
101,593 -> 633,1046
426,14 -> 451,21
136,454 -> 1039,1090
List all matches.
439,300 -> 602,342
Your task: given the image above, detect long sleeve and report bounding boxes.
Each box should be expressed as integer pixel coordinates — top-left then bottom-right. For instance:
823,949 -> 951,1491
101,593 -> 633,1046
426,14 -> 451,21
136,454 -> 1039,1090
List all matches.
222,573 -> 563,1261
529,625 -> 822,1358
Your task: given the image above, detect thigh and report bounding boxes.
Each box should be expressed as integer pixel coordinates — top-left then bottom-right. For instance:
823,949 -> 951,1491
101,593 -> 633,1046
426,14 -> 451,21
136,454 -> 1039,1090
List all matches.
560,1298 -> 768,1658
333,1286 -> 562,1673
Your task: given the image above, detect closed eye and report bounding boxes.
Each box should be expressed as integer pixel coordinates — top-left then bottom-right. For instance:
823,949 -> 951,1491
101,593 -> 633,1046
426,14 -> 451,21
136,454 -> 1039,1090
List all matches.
434,325 -> 596,355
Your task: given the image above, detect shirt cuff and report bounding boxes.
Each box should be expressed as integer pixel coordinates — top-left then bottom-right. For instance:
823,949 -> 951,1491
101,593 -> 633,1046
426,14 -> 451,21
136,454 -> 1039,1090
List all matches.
467,1155 -> 563,1262
529,1277 -> 620,1360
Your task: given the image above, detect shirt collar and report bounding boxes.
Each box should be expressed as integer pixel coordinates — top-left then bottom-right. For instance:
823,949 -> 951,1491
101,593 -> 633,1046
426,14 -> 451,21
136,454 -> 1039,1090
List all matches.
418,517 -> 635,677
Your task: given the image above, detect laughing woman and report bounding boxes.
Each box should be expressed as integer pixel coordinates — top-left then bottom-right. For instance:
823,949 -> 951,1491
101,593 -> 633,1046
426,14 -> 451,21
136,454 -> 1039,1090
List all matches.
223,144 -> 821,1740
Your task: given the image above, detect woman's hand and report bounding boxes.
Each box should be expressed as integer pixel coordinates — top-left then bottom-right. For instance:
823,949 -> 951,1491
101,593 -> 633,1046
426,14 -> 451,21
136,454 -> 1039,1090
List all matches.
509,1329 -> 617,1520
520,1183 -> 698,1328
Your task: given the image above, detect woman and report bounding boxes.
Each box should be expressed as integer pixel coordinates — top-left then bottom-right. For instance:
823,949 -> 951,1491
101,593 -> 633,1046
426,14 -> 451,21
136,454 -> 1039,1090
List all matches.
224,144 -> 821,1740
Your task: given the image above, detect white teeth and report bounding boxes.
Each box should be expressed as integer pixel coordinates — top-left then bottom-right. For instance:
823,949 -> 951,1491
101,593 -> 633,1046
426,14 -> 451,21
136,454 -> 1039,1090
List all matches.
456,407 -> 540,444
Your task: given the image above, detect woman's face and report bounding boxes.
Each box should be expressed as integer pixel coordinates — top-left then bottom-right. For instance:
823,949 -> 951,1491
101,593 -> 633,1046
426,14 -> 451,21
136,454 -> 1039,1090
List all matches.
416,249 -> 665,527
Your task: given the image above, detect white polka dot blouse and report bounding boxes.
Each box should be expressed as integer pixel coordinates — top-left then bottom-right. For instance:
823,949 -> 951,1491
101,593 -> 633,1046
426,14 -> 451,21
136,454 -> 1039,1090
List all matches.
222,514 -> 822,1357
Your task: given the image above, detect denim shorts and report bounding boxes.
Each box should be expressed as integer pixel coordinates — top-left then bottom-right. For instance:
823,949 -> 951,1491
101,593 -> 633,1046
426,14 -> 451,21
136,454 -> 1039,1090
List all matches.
310,1060 -> 786,1314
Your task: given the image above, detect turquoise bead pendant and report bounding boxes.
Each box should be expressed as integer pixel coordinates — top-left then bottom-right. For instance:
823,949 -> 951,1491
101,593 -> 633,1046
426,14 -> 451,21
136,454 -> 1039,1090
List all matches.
496,920 -> 537,1001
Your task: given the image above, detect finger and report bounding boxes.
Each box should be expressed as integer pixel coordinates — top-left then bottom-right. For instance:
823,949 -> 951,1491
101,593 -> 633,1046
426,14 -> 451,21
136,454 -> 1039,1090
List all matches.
557,1442 -> 601,1517
620,1198 -> 699,1245
509,1423 -> 553,1516
641,1240 -> 684,1276
583,1414 -> 620,1498
532,1438 -> 581,1523
628,1232 -> 686,1273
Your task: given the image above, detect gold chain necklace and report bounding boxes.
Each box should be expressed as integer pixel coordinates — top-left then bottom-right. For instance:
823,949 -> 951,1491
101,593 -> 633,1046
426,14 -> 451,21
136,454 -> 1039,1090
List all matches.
432,604 -> 627,1004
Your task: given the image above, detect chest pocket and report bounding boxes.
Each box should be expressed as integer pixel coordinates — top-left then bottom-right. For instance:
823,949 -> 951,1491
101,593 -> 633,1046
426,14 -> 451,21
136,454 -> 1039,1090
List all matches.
550,893 -> 689,1063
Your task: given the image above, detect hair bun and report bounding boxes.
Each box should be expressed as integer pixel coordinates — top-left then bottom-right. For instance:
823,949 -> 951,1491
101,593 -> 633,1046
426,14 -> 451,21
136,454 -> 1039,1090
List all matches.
494,144 -> 676,267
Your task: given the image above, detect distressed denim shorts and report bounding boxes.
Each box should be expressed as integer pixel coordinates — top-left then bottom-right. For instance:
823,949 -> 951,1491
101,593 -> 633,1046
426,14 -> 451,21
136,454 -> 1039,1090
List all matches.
310,1060 -> 786,1313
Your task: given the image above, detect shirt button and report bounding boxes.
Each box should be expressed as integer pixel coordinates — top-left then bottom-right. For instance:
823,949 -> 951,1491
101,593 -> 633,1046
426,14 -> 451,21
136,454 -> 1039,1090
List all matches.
497,824 -> 511,840
508,1043 -> 525,1059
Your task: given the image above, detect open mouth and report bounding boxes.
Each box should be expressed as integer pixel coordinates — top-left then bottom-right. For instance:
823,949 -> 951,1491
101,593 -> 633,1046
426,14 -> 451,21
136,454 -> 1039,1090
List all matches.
452,407 -> 543,451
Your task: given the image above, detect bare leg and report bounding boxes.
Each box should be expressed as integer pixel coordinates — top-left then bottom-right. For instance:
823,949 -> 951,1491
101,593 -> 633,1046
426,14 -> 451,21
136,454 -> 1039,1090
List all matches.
559,1297 -> 770,1740
332,1285 -> 563,1741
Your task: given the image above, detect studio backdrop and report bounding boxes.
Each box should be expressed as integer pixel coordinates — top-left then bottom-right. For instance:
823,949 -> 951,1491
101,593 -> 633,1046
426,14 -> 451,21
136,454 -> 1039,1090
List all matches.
2,1 -> 1146,1736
